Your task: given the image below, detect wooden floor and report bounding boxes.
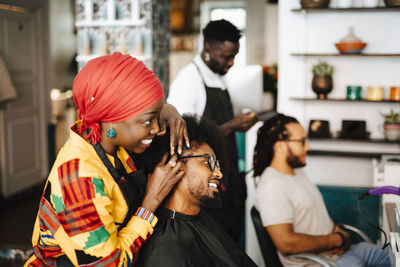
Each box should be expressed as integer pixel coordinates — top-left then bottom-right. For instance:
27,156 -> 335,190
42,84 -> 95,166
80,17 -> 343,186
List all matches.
0,182 -> 43,265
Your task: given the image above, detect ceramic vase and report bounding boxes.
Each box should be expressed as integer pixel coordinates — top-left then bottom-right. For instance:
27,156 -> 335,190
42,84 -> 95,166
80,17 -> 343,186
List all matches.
384,122 -> 400,141
384,0 -> 400,7
300,0 -> 330,8
312,76 -> 333,99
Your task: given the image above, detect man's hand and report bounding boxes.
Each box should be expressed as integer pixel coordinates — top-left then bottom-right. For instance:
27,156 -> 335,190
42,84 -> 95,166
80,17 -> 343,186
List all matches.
221,112 -> 257,135
266,223 -> 352,256
332,224 -> 351,251
158,104 -> 190,155
141,154 -> 184,212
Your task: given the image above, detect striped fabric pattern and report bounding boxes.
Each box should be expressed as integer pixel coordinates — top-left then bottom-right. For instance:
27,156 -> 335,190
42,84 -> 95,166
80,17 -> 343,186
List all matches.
126,157 -> 136,172
58,200 -> 103,236
38,197 -> 60,234
135,207 -> 157,228
58,159 -> 104,237
80,248 -> 121,267
58,159 -> 96,206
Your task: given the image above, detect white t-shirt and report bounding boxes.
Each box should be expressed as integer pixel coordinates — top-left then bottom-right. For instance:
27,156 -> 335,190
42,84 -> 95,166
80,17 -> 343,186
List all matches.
255,167 -> 338,266
167,55 -> 228,116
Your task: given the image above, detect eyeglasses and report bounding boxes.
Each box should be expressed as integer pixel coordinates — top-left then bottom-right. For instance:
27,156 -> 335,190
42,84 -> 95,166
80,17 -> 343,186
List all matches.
284,137 -> 309,146
179,154 -> 221,171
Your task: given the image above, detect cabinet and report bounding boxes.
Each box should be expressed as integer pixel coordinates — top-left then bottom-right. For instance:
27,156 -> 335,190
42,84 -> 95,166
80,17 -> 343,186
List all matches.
279,1 -> 400,147
75,0 -> 170,89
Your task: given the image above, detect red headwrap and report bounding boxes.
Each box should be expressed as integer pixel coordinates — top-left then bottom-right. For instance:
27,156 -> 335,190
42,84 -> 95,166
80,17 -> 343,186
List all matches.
73,52 -> 164,144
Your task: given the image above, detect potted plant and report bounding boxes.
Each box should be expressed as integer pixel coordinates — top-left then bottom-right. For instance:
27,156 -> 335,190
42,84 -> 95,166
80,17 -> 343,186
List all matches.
311,60 -> 334,99
381,109 -> 400,141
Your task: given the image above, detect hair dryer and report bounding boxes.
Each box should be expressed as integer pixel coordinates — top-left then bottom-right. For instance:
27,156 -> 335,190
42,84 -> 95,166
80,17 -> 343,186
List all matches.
359,185 -> 400,200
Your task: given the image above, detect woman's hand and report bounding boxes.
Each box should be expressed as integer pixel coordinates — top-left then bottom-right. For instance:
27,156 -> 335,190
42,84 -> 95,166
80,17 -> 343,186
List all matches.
141,154 -> 184,212
158,104 -> 190,155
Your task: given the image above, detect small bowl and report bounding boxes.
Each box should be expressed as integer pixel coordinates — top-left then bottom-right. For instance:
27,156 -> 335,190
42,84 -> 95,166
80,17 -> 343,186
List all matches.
335,42 -> 367,54
384,0 -> 400,7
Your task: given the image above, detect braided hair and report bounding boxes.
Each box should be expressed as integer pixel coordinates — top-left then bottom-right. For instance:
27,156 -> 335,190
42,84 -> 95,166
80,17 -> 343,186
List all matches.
253,113 -> 298,177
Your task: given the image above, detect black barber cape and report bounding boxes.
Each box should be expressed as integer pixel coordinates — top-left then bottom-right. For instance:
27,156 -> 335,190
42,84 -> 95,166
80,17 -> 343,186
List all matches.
135,207 -> 257,267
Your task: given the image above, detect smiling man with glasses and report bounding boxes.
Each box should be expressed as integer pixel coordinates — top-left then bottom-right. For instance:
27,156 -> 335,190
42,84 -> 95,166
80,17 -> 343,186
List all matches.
134,115 -> 256,267
252,113 -> 392,267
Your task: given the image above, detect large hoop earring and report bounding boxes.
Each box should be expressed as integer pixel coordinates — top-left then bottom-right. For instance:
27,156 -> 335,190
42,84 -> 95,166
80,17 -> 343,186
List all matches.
106,123 -> 117,139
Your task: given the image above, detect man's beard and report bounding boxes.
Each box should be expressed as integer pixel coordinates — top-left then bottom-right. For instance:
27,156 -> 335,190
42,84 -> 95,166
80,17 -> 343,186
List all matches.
189,186 -> 223,209
286,147 -> 306,169
208,58 -> 227,76
199,191 -> 223,209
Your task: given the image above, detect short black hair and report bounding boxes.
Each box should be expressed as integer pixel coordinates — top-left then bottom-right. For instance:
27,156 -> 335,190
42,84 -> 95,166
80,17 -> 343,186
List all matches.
203,19 -> 242,45
134,115 -> 226,176
253,113 -> 298,177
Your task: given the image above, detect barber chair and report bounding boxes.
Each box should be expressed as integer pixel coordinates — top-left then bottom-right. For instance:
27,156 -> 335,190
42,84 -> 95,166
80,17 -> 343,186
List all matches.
250,206 -> 372,267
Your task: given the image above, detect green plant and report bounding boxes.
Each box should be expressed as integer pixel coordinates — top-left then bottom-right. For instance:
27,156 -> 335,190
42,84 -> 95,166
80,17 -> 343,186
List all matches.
312,60 -> 334,77
381,109 -> 400,123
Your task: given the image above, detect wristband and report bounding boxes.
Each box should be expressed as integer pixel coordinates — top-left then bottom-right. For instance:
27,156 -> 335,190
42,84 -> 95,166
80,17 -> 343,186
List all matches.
334,231 -> 345,248
135,207 -> 158,228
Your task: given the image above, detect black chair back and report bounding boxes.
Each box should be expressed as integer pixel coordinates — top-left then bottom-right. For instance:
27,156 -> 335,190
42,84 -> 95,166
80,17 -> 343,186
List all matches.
250,206 -> 283,267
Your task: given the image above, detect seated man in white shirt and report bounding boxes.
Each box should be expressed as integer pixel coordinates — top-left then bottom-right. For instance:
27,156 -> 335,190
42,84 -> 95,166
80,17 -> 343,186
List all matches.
253,113 -> 393,267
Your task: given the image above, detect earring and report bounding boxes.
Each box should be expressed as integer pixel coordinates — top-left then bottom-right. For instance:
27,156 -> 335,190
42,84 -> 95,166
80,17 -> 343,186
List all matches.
106,124 -> 117,139
205,53 -> 210,61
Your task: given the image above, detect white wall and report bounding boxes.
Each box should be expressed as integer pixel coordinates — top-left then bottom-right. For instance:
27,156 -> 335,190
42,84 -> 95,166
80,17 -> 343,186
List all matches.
263,2 -> 278,65
49,0 -> 76,91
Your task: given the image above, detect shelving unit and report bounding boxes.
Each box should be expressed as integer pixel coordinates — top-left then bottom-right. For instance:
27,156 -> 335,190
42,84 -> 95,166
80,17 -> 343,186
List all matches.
308,137 -> 400,158
75,0 -> 170,89
290,97 -> 400,104
308,150 -> 384,158
291,53 -> 400,57
309,137 -> 399,144
291,7 -> 400,12
279,1 -> 400,158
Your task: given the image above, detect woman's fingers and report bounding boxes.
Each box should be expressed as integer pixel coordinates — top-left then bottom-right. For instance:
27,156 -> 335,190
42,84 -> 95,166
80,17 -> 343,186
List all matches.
183,127 -> 190,148
167,118 -> 189,155
157,122 -> 167,136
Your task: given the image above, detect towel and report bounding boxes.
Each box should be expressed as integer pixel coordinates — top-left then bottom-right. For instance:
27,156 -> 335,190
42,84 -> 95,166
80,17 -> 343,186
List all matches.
0,56 -> 17,102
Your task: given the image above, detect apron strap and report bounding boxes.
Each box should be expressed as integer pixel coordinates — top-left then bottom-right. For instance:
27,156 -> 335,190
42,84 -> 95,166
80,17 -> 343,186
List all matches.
93,143 -> 144,228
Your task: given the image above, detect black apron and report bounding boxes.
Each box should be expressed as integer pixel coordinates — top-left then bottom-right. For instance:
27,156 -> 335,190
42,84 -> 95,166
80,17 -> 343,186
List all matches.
56,143 -> 146,266
193,62 -> 247,242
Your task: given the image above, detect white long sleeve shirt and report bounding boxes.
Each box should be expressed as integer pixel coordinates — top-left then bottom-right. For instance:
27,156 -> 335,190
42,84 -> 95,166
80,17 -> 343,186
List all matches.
167,55 -> 228,116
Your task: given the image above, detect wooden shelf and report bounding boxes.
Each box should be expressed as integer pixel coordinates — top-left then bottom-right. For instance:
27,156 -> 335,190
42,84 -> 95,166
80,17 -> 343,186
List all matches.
76,54 -> 151,62
291,53 -> 400,57
290,97 -> 400,103
308,150 -> 388,158
292,7 -> 400,12
75,20 -> 145,27
309,137 -> 399,144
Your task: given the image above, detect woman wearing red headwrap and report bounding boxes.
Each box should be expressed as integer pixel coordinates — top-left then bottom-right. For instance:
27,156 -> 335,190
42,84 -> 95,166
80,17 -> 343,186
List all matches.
25,53 -> 189,267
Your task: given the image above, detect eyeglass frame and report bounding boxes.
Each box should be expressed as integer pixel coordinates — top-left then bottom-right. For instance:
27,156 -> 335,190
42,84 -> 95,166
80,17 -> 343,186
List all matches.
178,154 -> 221,171
280,137 -> 309,146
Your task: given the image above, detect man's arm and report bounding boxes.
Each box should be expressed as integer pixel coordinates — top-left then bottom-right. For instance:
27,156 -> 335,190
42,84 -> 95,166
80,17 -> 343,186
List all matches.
267,223 -> 350,256
220,112 -> 257,136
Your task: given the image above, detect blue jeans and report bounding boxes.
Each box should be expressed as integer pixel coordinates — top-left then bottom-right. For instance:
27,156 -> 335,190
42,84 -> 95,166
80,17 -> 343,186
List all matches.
335,242 -> 394,267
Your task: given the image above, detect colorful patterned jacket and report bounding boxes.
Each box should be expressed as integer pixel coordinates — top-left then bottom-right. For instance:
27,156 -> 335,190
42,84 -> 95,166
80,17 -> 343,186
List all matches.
25,122 -> 156,267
